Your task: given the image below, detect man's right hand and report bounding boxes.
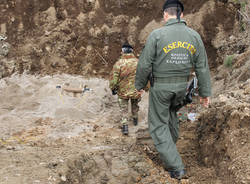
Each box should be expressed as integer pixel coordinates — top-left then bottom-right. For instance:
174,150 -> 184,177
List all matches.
200,97 -> 210,108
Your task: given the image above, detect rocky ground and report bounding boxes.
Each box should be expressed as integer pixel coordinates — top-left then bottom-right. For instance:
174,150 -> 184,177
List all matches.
0,0 -> 249,184
1,73 -> 248,184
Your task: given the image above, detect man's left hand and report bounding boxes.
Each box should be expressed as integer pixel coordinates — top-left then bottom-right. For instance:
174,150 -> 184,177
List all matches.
112,89 -> 117,95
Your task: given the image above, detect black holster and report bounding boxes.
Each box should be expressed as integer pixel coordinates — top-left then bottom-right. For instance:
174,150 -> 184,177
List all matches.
149,73 -> 154,87
173,92 -> 193,111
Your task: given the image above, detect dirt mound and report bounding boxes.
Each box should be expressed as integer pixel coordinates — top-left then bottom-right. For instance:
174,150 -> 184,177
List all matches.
57,147 -> 158,184
196,49 -> 250,184
197,93 -> 250,184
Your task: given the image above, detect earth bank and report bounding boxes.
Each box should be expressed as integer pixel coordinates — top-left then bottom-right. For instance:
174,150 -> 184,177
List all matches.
0,0 -> 247,77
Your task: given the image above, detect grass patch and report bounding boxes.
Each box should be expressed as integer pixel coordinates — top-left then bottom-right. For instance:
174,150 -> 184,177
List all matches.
231,0 -> 247,10
224,55 -> 235,68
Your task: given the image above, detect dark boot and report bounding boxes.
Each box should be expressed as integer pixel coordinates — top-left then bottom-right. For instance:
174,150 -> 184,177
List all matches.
169,169 -> 186,180
122,124 -> 128,135
133,118 -> 138,126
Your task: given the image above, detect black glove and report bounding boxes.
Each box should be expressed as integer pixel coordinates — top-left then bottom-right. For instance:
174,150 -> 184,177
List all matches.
111,89 -> 117,95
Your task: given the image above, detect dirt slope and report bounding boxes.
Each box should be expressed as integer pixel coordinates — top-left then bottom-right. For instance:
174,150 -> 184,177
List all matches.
0,0 -> 244,77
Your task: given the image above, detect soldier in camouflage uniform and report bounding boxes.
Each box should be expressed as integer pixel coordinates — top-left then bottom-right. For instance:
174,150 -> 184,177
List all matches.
109,42 -> 141,135
0,35 -> 9,57
0,35 -> 10,79
135,0 -> 211,180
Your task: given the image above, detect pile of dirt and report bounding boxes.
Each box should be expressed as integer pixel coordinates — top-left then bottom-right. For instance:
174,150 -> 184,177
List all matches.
197,91 -> 250,184
198,105 -> 249,182
196,49 -> 250,183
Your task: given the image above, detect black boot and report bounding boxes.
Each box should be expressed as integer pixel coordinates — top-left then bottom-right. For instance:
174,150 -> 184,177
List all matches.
169,169 -> 186,180
122,124 -> 128,135
133,118 -> 138,126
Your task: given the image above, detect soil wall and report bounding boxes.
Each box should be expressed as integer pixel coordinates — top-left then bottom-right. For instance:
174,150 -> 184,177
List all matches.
0,0 -> 241,77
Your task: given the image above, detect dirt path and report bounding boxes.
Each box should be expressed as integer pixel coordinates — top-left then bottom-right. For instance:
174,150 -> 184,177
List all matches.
0,74 -> 153,184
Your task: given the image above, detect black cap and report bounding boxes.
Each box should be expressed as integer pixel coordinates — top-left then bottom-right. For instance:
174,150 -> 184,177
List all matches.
122,42 -> 133,49
162,0 -> 184,12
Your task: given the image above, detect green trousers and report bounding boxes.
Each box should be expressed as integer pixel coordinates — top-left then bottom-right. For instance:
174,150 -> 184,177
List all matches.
148,81 -> 187,172
118,97 -> 140,125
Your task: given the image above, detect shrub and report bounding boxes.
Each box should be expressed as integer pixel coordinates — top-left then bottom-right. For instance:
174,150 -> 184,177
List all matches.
224,55 -> 235,67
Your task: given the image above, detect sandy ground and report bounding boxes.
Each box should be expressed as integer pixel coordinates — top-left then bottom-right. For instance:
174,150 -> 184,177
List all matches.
0,74 -> 150,184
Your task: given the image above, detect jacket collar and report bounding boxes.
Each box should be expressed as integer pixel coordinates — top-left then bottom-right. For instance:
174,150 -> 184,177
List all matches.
164,18 -> 186,26
121,53 -> 136,59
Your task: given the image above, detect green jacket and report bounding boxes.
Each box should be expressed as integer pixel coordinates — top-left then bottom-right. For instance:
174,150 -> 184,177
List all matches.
135,19 -> 211,97
109,53 -> 141,99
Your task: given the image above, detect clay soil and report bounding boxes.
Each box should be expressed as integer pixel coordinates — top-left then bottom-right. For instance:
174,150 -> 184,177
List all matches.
0,0 -> 250,184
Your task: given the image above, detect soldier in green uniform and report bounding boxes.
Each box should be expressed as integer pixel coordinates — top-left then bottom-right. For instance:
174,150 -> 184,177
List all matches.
135,0 -> 211,180
109,42 -> 142,135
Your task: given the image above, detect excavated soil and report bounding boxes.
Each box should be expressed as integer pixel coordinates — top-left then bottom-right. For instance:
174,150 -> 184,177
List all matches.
0,0 -> 249,184
0,0 -> 244,77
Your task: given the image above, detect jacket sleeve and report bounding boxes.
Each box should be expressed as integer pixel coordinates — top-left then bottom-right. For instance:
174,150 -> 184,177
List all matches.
135,32 -> 157,90
109,61 -> 120,90
194,35 -> 212,97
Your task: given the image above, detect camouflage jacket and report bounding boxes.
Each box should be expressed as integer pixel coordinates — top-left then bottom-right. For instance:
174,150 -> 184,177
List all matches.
109,53 -> 141,99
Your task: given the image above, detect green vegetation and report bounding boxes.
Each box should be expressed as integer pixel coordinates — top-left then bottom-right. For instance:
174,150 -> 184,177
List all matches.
224,55 -> 235,68
240,22 -> 246,32
231,0 -> 248,32
231,0 -> 247,10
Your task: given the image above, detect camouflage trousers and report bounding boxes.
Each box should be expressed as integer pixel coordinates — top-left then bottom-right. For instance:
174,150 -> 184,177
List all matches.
118,97 -> 140,125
